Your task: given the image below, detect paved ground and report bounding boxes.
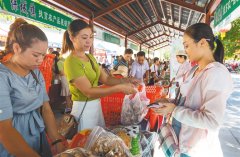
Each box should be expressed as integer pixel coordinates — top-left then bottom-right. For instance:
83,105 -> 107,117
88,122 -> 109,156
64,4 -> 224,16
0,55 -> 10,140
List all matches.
219,73 -> 240,157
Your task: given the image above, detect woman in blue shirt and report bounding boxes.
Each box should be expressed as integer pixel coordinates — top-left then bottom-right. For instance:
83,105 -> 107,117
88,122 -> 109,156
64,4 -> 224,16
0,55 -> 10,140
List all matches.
0,18 -> 66,156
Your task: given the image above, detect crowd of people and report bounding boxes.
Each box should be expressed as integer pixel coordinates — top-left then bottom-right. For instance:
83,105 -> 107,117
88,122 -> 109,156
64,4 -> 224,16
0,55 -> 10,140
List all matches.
0,17 -> 234,157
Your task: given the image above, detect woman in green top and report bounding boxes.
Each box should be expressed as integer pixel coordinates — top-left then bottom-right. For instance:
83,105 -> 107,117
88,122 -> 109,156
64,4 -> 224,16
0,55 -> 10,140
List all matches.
62,19 -> 138,130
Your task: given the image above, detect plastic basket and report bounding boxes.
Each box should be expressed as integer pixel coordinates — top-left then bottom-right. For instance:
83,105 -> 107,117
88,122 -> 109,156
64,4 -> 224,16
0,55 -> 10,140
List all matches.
145,86 -> 163,103
100,86 -> 164,127
101,92 -> 125,127
39,54 -> 55,93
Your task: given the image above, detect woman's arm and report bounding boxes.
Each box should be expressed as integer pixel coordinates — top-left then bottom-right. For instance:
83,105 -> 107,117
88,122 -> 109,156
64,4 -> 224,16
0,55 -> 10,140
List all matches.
72,74 -> 136,99
156,69 -> 233,130
99,68 -> 122,86
41,102 -> 66,153
0,119 -> 40,157
99,68 -> 139,86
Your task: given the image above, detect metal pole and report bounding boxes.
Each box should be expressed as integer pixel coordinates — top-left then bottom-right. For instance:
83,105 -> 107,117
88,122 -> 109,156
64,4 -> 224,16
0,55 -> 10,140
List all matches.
125,35 -> 128,49
140,44 -> 142,51
148,48 -> 150,58
205,12 -> 211,25
90,12 -> 94,54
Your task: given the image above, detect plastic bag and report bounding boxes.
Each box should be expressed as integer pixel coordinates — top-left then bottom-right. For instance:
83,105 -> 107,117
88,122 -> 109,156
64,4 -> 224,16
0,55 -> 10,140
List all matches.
85,126 -> 132,157
108,125 -> 142,156
109,127 -> 132,149
69,129 -> 92,149
121,85 -> 150,125
54,147 -> 96,157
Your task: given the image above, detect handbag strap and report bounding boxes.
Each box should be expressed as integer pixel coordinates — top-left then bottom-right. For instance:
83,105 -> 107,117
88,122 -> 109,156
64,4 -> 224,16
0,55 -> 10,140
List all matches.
30,70 -> 39,85
76,54 -> 97,122
77,98 -> 88,123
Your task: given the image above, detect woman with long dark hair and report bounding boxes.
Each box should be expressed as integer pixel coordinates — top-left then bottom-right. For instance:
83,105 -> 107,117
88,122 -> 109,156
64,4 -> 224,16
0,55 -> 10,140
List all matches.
62,19 -> 139,130
154,23 -> 233,156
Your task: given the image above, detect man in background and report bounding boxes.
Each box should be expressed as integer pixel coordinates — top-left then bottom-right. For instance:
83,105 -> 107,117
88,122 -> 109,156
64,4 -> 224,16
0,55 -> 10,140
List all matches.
112,48 -> 133,77
130,51 -> 149,84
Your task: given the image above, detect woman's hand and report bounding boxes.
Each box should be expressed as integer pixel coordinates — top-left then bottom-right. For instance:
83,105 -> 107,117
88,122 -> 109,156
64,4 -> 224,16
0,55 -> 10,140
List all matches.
54,141 -> 67,154
118,83 -> 137,95
125,77 -> 141,86
153,103 -> 176,116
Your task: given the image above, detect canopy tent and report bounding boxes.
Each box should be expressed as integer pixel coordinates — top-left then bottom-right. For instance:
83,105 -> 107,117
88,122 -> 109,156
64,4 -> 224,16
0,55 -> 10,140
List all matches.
41,0 -> 220,51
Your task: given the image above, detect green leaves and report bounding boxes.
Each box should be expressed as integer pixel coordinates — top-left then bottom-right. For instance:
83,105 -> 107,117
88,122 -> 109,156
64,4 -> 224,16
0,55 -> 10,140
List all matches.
221,18 -> 240,59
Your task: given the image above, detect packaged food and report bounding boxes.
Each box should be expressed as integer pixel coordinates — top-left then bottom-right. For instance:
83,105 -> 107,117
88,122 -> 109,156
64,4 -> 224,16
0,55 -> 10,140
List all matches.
69,129 -> 92,148
110,125 -> 142,156
54,147 -> 96,157
125,125 -> 141,156
85,126 -> 132,157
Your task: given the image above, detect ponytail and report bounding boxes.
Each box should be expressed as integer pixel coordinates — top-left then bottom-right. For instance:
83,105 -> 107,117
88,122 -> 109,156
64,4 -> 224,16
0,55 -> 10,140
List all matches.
214,38 -> 224,64
5,18 -> 47,55
185,23 -> 225,64
61,30 -> 74,54
61,19 -> 91,54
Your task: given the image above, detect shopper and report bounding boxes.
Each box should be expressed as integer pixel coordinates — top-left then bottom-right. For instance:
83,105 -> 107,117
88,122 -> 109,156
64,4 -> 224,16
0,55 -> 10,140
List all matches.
130,51 -> 150,84
51,50 -> 60,83
149,57 -> 161,85
62,19 -> 139,131
154,23 -> 233,157
0,18 -> 66,157
113,48 -> 133,77
56,52 -> 72,113
172,50 -> 192,86
47,47 -> 54,54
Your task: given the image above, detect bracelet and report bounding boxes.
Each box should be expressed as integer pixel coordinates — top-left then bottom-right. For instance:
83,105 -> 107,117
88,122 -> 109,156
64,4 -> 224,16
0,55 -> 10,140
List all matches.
51,139 -> 63,146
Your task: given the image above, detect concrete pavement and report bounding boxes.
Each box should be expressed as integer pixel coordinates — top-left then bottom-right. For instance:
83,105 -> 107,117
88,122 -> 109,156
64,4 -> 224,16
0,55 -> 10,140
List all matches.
219,73 -> 240,157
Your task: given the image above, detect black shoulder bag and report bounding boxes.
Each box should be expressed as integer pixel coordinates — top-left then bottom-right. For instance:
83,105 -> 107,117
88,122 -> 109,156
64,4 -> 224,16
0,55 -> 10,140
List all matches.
58,54 -> 97,139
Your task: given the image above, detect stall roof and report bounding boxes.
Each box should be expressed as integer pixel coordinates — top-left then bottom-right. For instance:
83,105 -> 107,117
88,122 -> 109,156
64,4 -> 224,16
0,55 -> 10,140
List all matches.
42,0 -> 218,50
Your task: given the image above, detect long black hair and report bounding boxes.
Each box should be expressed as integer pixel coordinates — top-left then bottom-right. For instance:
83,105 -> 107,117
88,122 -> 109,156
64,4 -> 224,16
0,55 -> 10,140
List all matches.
185,23 -> 224,63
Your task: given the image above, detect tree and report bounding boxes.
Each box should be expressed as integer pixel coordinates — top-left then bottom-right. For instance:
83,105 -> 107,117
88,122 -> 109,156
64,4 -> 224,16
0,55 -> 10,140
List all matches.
163,51 -> 170,60
220,18 -> 240,59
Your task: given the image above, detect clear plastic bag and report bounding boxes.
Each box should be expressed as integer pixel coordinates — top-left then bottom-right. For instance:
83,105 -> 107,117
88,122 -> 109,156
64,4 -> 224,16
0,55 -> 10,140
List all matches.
54,147 -> 96,157
108,125 -> 142,156
121,85 -> 150,125
84,126 -> 132,157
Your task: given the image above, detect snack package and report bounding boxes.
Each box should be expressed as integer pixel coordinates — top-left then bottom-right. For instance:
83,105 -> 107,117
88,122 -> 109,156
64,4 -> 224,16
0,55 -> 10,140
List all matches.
121,85 -> 150,125
125,125 -> 141,156
54,147 -> 96,157
69,129 -> 92,149
110,127 -> 132,148
109,125 -> 142,156
85,126 -> 132,157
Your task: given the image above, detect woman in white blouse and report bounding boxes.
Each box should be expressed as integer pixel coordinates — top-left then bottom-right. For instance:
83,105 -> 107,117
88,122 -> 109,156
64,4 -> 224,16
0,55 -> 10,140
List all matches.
172,50 -> 192,86
154,23 -> 233,157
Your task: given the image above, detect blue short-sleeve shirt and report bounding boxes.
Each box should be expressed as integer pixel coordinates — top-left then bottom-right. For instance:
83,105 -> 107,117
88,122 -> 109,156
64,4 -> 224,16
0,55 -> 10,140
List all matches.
0,64 -> 49,156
